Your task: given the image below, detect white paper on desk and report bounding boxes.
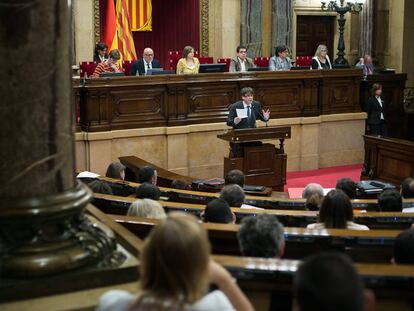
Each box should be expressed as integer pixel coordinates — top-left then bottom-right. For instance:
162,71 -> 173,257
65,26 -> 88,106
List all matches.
236,108 -> 248,118
77,171 -> 100,178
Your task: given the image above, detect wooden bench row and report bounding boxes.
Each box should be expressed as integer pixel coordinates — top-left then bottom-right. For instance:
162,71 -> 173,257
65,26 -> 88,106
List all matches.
92,193 -> 414,230
89,175 -> 414,212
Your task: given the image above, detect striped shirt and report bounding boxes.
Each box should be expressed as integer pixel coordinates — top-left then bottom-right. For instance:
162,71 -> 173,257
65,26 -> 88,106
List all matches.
92,62 -> 120,78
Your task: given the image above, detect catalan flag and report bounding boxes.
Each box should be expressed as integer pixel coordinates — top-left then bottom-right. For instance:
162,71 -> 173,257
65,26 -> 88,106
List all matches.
128,0 -> 152,31
103,0 -> 117,52
116,0 -> 137,61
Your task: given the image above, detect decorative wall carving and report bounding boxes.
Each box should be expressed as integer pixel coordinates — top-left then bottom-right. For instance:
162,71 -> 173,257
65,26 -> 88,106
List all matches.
94,0 -> 100,43
200,0 -> 209,56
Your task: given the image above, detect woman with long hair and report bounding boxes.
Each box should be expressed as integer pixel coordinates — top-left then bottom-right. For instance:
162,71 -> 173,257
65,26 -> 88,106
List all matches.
176,46 -> 200,75
311,44 -> 332,70
97,212 -> 254,311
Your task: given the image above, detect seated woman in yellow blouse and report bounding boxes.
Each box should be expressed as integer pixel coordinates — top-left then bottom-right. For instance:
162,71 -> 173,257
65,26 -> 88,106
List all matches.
176,45 -> 200,74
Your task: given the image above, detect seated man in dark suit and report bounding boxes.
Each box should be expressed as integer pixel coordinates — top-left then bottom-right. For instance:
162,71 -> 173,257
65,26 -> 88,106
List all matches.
130,47 -> 162,76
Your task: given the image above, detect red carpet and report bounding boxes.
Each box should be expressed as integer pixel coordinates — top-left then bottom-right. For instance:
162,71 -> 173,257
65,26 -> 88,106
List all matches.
285,164 -> 363,196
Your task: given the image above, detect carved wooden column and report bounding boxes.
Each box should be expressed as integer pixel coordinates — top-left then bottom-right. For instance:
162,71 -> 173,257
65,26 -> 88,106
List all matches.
0,0 -> 116,277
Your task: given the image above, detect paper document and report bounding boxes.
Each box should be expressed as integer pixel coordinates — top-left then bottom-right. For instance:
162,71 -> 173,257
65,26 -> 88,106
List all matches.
77,171 -> 100,178
236,108 -> 248,119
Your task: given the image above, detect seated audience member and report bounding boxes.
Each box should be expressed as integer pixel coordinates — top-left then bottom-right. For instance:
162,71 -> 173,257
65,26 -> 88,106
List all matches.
238,214 -> 285,258
378,189 -> 403,212
97,213 -> 254,311
293,252 -> 375,311
105,161 -> 126,180
311,44 -> 332,70
130,47 -> 161,76
201,198 -> 235,224
92,49 -> 121,78
224,169 -> 245,188
220,184 -> 244,208
401,177 -> 414,198
356,54 -> 374,76
307,189 -> 369,230
393,229 -> 414,264
336,177 -> 357,199
170,179 -> 190,190
269,45 -> 292,71
176,46 -> 200,75
127,199 -> 166,219
94,42 -> 108,62
302,183 -> 324,211
229,45 -> 255,72
136,183 -> 161,200
138,165 -> 157,185
88,180 -> 113,195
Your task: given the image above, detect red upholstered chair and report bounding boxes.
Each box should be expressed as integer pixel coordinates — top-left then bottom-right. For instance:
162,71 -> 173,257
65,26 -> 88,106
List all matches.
168,51 -> 181,71
122,60 -> 134,76
295,56 -> 313,67
199,57 -> 214,64
253,57 -> 270,68
217,58 -> 231,72
79,61 -> 98,78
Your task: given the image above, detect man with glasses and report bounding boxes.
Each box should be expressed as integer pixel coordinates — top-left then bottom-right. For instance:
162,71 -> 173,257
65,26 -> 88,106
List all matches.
130,47 -> 162,76
229,45 -> 255,72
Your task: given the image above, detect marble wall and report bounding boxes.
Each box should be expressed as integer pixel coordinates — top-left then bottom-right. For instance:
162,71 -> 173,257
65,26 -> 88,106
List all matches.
75,113 -> 366,178
73,0 -> 95,63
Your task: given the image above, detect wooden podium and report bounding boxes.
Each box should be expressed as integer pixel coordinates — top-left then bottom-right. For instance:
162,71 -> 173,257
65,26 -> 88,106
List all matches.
217,126 -> 291,191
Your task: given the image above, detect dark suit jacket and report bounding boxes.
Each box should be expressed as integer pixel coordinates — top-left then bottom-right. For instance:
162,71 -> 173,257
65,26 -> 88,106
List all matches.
130,59 -> 161,76
227,100 -> 267,129
366,96 -> 386,125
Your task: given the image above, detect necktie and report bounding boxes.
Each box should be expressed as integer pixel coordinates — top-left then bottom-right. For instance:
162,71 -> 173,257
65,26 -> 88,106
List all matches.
247,106 -> 251,122
147,62 -> 150,69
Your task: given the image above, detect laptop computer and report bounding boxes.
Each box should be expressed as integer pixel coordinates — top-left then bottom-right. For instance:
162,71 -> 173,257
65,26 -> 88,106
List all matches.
147,69 -> 175,75
199,63 -> 226,73
247,67 -> 268,72
100,72 -> 125,77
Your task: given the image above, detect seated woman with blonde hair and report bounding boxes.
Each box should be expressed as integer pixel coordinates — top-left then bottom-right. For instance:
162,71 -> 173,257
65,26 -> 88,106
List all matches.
127,199 -> 166,219
176,45 -> 200,75
311,44 -> 332,70
97,212 -> 254,311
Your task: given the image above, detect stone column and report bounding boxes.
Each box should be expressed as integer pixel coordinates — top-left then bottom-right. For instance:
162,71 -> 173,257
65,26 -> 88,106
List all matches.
241,0 -> 263,58
0,0 -> 115,277
271,0 -> 293,51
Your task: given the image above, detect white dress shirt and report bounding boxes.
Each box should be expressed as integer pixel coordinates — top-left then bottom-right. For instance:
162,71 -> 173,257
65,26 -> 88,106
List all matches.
144,61 -> 153,74
238,57 -> 247,72
376,96 -> 385,120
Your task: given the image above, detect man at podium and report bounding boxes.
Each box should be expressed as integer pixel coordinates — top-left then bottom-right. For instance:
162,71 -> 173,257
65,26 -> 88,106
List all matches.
227,87 -> 270,129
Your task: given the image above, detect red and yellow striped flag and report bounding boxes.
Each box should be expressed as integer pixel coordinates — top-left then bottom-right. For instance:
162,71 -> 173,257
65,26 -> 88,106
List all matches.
129,0 -> 152,31
116,0 -> 137,61
103,0 -> 118,52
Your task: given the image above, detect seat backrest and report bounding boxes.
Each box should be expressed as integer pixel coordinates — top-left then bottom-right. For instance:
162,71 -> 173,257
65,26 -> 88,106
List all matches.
217,58 -> 231,72
199,57 -> 214,64
168,51 -> 181,71
295,56 -> 313,67
253,57 -> 270,68
79,61 -> 99,78
122,60 -> 134,76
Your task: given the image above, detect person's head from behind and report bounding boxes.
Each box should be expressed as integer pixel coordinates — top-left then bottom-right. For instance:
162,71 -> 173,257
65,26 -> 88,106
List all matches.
136,182 -> 161,200
302,183 -> 324,211
220,184 -> 245,208
95,42 -> 107,57
319,189 -> 353,229
108,49 -> 121,65
138,165 -> 157,185
88,180 -> 113,195
236,45 -> 248,60
139,212 -> 210,304
127,199 -> 166,219
275,45 -> 289,58
170,179 -> 189,190
240,87 -> 254,106
202,198 -> 235,224
293,252 -> 375,311
315,44 -> 328,58
238,214 -> 285,258
401,177 -> 414,198
142,47 -> 154,63
393,229 -> 414,264
105,161 -> 126,180
224,169 -> 245,188
378,189 -> 402,212
336,178 -> 357,199
182,45 -> 195,60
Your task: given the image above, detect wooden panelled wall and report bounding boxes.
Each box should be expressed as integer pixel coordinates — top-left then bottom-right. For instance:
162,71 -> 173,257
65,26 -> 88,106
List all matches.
75,69 -> 362,132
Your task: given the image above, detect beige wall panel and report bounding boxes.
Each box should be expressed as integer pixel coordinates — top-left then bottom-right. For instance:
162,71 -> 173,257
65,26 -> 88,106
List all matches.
73,0 -> 95,63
